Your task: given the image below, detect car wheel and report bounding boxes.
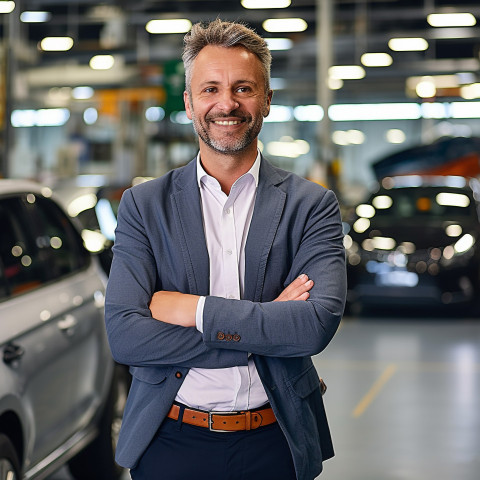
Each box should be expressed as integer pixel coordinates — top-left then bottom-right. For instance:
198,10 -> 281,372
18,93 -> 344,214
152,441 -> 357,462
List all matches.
0,434 -> 21,480
68,364 -> 130,480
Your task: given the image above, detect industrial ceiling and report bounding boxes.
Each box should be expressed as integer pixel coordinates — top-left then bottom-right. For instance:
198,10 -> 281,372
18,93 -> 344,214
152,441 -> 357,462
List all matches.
2,0 -> 480,110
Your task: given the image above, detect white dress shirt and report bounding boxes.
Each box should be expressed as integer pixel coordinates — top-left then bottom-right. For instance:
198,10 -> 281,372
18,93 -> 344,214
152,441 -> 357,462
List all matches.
175,152 -> 269,411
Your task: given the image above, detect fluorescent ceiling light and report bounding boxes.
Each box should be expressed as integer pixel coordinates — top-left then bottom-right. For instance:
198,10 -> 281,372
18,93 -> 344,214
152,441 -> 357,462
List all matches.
0,1 -> 15,14
89,55 -> 115,70
360,53 -> 393,67
427,13 -> 476,27
265,38 -> 293,50
20,11 -> 51,22
329,103 -> 421,121
460,83 -> 480,99
11,108 -> 70,127
293,105 -> 324,122
72,86 -> 95,100
264,105 -> 293,122
40,36 -> 74,51
450,101 -> 480,118
242,0 -> 291,8
388,37 -> 429,51
263,18 -> 308,33
146,19 -> 192,34
266,138 -> 310,158
329,65 -> 365,80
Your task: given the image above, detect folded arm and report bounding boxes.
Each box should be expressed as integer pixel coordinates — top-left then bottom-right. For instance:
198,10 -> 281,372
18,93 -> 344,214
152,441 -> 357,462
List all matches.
104,188 -> 247,369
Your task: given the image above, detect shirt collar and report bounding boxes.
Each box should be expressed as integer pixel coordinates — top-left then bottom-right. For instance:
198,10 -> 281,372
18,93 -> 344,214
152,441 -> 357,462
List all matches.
196,151 -> 261,189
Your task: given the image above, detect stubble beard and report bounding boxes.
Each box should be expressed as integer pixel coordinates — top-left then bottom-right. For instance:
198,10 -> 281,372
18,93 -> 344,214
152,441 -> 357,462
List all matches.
191,109 -> 264,155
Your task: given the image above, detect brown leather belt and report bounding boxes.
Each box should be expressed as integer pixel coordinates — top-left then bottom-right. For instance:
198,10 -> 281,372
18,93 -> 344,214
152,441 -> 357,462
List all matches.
167,404 -> 277,432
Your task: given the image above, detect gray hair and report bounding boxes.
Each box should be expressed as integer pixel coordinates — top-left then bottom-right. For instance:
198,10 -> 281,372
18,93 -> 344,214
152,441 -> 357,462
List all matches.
182,19 -> 272,96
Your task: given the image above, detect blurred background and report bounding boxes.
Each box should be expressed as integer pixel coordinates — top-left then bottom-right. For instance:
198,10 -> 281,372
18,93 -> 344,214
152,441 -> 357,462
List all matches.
0,1 -> 479,479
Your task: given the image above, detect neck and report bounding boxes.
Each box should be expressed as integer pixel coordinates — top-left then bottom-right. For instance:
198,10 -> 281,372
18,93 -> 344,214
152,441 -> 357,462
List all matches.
199,142 -> 258,195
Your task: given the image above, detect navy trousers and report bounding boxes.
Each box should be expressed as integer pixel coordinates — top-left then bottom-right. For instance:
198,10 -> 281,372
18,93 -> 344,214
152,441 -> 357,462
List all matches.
130,408 -> 297,480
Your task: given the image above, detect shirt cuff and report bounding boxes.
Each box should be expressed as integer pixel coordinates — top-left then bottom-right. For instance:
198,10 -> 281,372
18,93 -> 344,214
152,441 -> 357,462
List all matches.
195,296 -> 206,333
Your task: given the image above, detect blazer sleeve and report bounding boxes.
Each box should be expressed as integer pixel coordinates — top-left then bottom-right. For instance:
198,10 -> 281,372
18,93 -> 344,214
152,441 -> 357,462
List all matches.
201,189 -> 346,357
104,188 -> 248,369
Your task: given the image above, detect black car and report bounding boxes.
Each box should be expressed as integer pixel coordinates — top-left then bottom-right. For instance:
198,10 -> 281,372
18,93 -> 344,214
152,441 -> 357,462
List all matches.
344,175 -> 480,314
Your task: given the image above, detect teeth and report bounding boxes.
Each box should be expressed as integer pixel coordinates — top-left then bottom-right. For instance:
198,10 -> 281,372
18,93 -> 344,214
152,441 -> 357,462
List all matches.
214,120 -> 240,125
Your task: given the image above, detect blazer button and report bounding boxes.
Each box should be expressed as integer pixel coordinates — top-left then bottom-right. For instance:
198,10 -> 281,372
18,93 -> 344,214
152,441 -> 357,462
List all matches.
175,371 -> 182,379
233,334 -> 241,342
225,334 -> 233,341
217,332 -> 225,340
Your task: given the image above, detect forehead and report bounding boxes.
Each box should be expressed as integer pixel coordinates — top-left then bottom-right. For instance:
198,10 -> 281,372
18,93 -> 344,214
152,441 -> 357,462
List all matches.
191,45 -> 263,84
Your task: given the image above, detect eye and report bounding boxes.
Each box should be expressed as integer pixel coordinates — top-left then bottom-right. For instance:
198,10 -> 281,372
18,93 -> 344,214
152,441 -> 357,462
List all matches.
204,86 -> 217,93
236,86 -> 251,93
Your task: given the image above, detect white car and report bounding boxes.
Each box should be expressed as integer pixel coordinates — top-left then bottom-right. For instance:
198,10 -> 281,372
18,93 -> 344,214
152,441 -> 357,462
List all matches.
0,179 -> 128,480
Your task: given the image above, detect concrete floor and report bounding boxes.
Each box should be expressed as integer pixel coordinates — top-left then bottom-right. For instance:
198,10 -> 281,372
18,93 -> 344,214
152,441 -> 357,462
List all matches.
48,314 -> 480,480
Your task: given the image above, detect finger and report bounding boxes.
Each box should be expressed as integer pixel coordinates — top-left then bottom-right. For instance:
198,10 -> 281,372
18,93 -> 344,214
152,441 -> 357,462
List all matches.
275,276 -> 313,301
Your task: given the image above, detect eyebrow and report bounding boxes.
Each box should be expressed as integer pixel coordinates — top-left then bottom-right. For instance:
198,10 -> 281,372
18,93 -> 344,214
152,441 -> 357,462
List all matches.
199,79 -> 259,88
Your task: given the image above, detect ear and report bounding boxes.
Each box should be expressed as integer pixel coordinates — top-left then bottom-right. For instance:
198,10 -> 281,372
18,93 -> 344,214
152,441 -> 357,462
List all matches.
263,89 -> 274,117
184,91 -> 193,120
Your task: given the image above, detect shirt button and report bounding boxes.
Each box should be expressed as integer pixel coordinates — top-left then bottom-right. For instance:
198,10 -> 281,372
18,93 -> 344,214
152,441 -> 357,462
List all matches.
226,249 -> 233,255
225,208 -> 231,215
217,332 -> 225,340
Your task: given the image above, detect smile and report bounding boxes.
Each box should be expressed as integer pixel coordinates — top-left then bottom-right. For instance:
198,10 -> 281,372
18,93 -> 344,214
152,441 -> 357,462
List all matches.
213,120 -> 242,126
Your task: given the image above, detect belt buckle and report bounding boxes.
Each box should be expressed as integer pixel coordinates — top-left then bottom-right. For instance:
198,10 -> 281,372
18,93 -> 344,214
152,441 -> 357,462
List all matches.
208,411 -> 238,432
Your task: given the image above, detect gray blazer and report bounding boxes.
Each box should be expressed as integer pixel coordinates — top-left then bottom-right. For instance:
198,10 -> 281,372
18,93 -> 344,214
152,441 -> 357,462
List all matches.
105,156 -> 346,480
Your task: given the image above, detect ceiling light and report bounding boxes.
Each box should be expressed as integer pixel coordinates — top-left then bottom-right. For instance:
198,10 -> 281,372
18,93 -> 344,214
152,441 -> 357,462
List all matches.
293,105 -> 324,122
385,129 -> 406,144
263,105 -> 293,122
460,83 -> 480,99
72,86 -> 95,100
146,19 -> 192,34
360,53 -> 393,67
20,11 -> 51,22
329,103 -> 421,121
263,18 -> 308,33
416,77 -> 437,98
40,36 -> 74,51
388,37 -> 429,51
0,1 -> 15,14
265,38 -> 293,50
242,0 -> 291,8
450,101 -> 480,118
427,13 -> 476,27
328,77 -> 343,90
89,55 -> 115,70
329,65 -> 365,80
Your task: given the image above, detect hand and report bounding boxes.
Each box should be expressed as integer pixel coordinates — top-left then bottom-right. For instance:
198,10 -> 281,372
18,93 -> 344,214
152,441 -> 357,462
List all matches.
149,291 -> 199,327
274,274 -> 313,302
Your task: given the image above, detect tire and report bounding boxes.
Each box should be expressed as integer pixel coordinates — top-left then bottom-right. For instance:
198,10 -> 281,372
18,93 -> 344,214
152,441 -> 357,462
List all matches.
0,434 -> 21,480
68,364 -> 130,480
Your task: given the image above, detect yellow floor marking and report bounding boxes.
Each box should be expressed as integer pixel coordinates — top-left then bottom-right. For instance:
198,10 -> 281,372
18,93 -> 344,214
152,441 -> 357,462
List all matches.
352,363 -> 397,418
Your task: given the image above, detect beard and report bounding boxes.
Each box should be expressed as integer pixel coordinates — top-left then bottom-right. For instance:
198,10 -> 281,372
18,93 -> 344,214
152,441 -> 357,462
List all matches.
190,108 -> 264,155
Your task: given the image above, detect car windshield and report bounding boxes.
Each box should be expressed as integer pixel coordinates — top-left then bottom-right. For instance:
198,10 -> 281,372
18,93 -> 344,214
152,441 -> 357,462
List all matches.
364,187 -> 477,224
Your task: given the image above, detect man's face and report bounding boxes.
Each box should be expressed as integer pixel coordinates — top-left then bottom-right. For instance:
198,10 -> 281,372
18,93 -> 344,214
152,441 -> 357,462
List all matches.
184,45 -> 272,155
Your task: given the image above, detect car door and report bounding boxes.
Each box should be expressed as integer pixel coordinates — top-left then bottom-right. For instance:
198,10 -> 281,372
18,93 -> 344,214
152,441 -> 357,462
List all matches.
0,191 -> 111,468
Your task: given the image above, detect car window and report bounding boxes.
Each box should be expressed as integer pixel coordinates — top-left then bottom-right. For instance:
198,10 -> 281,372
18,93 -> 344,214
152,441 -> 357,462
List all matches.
0,193 -> 90,300
370,188 -> 476,222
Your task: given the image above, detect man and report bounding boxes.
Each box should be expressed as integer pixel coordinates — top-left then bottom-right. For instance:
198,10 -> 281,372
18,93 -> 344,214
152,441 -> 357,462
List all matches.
105,19 -> 346,480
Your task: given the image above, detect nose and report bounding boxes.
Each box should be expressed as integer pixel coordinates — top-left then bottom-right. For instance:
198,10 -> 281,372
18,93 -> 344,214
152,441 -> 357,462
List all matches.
217,91 -> 240,113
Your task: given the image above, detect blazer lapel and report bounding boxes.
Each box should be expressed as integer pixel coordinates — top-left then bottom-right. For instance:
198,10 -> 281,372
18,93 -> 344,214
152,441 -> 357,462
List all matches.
244,158 -> 286,302
170,160 -> 210,296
